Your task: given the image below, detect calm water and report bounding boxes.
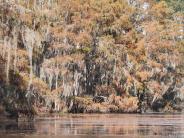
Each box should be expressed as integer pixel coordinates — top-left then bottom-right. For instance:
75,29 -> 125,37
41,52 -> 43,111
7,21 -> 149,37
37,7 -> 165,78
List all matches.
0,114 -> 184,138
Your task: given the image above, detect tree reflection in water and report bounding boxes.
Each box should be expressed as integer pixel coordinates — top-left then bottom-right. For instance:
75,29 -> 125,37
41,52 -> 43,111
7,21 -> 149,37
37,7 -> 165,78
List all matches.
0,114 -> 184,138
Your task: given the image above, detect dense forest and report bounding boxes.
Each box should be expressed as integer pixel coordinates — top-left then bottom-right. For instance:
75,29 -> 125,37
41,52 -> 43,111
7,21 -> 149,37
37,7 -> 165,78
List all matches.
0,0 -> 183,118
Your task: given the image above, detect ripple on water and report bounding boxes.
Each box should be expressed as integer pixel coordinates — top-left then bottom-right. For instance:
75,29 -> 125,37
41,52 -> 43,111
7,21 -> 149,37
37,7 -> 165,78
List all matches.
0,114 -> 184,138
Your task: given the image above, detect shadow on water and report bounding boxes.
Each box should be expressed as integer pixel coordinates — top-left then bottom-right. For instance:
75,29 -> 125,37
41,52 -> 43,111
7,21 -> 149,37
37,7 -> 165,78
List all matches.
0,114 -> 184,138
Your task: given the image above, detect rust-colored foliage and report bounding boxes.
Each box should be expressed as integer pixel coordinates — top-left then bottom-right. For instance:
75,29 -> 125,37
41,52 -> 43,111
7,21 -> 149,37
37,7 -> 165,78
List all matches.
0,0 -> 183,114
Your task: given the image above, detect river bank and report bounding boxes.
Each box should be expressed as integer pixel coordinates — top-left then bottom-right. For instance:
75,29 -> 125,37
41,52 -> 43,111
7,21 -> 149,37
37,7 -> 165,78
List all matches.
1,94 -> 183,121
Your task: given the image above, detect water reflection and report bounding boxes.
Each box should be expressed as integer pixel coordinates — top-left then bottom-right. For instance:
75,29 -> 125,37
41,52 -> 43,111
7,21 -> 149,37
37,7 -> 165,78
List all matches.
0,114 -> 184,138
0,120 -> 36,134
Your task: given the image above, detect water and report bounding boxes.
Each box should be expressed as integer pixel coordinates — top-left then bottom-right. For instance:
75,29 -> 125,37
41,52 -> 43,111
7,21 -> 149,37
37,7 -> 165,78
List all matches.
0,114 -> 184,138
